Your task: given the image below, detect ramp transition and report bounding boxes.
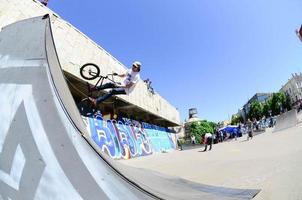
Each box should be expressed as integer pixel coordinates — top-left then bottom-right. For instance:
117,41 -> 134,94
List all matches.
0,15 -> 260,199
273,109 -> 298,132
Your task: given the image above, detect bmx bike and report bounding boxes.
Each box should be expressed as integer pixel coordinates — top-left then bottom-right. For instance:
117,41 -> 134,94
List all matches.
78,63 -> 120,116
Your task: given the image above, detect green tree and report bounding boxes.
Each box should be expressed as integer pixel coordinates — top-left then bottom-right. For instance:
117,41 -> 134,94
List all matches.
189,121 -> 215,144
271,92 -> 287,115
262,99 -> 272,117
248,101 -> 263,120
284,92 -> 292,111
207,121 -> 217,130
231,114 -> 240,125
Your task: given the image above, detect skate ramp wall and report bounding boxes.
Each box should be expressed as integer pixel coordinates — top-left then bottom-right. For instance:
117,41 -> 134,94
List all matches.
273,109 -> 298,132
0,16 -> 261,200
84,116 -> 175,160
0,15 -> 155,200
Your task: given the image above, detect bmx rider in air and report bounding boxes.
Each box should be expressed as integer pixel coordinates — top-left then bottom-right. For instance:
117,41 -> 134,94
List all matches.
89,61 -> 141,106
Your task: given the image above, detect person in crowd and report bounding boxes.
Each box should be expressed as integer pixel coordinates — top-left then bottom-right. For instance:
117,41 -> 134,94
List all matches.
233,128 -> 238,140
144,78 -> 155,94
253,118 -> 258,131
247,118 -> 253,140
203,132 -> 213,151
269,117 -> 274,127
238,123 -> 242,137
219,130 -> 224,142
177,138 -> 183,151
191,135 -> 196,145
40,0 -> 48,6
298,102 -> 302,113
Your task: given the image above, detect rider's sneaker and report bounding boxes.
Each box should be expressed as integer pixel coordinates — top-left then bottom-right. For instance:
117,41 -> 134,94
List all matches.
88,97 -> 97,106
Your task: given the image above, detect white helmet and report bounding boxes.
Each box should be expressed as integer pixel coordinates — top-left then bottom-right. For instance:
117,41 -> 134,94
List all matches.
132,61 -> 142,68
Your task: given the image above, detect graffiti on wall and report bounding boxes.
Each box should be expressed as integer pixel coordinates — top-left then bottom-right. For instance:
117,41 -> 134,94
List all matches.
84,115 -> 176,159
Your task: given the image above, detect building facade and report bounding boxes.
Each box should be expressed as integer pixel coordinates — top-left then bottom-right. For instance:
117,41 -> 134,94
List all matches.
280,73 -> 302,107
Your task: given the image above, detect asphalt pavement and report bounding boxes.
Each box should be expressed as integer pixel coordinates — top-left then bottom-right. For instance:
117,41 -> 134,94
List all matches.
120,113 -> 302,200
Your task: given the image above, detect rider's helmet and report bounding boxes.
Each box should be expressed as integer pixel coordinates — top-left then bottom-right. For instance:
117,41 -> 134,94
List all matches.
132,61 -> 141,72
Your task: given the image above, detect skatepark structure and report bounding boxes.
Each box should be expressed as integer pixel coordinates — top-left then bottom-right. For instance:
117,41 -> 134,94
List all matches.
0,15 -> 261,199
0,0 -> 180,127
273,109 -> 299,132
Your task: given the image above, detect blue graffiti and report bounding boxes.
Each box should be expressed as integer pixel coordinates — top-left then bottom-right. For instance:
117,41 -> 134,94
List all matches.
88,117 -> 121,159
86,117 -> 176,159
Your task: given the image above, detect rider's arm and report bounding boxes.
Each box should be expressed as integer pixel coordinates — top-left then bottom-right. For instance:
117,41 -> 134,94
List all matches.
119,82 -> 134,88
118,73 -> 126,78
124,82 -> 134,88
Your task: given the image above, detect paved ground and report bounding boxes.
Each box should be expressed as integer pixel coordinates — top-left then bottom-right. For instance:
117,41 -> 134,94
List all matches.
120,114 -> 302,200
298,111 -> 302,122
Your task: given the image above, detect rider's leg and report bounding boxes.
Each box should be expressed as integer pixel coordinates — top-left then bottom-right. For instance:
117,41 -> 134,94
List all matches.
96,82 -> 117,90
95,88 -> 126,105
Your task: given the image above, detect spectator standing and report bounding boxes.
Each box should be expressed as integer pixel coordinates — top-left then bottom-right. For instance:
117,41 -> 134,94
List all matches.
191,135 -> 196,145
177,139 -> 183,151
219,131 -> 224,142
40,0 -> 48,6
233,128 -> 238,140
144,78 -> 155,94
253,118 -> 258,131
247,119 -> 253,140
238,123 -> 242,137
203,133 -> 213,152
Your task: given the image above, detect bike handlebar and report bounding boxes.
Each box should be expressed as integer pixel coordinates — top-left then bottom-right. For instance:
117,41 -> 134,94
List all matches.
101,73 -> 121,85
104,73 -> 118,77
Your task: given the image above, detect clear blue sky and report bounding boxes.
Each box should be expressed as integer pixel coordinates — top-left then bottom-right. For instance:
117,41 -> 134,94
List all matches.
48,0 -> 302,122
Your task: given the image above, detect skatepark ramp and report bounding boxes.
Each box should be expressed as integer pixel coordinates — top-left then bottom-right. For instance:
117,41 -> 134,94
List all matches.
273,109 -> 299,132
0,16 -> 260,199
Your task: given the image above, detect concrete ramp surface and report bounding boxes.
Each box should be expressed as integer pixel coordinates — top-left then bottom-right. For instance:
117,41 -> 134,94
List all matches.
0,16 -> 260,199
273,109 -> 298,132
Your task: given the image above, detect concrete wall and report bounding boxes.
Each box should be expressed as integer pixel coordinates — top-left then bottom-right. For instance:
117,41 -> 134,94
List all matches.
83,115 -> 176,160
0,0 -> 180,125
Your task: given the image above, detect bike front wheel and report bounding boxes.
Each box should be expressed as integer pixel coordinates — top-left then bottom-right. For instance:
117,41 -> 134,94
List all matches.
80,63 -> 100,80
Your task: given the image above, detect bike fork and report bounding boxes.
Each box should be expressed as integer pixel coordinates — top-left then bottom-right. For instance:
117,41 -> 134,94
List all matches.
95,77 -> 104,88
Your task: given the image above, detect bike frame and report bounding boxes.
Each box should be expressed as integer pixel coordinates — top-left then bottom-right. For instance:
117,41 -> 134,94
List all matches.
90,71 -> 117,88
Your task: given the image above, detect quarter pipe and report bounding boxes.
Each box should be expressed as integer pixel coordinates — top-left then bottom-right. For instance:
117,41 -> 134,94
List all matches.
0,15 -> 260,200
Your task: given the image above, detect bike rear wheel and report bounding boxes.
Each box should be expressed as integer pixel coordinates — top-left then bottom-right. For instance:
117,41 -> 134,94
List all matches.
80,63 -> 100,80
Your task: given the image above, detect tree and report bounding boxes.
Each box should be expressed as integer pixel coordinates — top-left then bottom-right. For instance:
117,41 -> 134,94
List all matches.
262,99 -> 272,117
207,121 -> 217,130
271,92 -> 288,115
284,92 -> 292,111
231,114 -> 240,125
248,101 -> 263,120
189,121 -> 215,144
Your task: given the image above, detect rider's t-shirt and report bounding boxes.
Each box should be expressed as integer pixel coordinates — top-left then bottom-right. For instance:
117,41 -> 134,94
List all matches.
123,69 -> 140,94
